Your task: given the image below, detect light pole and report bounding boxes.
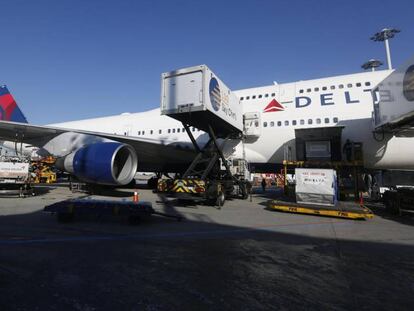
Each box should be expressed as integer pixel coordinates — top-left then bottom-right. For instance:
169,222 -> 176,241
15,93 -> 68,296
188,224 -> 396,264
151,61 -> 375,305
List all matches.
361,59 -> 383,72
370,28 -> 400,70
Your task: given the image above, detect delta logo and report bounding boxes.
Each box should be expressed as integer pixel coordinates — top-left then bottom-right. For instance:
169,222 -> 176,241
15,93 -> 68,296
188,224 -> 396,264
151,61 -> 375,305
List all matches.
263,99 -> 284,113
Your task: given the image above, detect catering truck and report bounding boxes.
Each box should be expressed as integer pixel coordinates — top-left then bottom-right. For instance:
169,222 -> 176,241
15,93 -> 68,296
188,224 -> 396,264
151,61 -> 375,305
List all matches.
158,65 -> 248,206
0,156 -> 33,196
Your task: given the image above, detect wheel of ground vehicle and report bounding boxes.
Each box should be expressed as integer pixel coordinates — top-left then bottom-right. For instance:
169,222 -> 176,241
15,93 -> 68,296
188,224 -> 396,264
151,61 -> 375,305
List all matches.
216,191 -> 225,208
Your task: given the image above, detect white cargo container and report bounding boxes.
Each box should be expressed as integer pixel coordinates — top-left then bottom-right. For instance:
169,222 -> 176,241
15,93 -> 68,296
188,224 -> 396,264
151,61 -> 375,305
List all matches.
295,168 -> 338,206
161,65 -> 243,138
373,54 -> 414,130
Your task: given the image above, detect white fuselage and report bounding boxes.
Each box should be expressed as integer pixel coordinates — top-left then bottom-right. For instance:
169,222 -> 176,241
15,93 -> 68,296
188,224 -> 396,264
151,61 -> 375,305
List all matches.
10,69 -> 414,171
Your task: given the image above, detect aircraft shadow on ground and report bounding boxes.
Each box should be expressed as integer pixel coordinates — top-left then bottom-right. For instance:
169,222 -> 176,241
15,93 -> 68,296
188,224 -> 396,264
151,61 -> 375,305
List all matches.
0,204 -> 413,310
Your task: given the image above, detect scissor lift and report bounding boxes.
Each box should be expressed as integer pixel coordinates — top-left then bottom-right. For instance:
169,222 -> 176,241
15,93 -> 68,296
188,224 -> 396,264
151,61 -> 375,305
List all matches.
157,65 -> 249,206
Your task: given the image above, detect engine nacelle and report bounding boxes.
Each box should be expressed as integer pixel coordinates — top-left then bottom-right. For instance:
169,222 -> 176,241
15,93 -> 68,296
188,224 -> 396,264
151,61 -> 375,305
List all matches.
59,142 -> 138,186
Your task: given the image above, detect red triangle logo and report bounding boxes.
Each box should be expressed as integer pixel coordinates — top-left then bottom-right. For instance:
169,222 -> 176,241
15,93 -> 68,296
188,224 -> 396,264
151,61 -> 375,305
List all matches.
263,99 -> 284,113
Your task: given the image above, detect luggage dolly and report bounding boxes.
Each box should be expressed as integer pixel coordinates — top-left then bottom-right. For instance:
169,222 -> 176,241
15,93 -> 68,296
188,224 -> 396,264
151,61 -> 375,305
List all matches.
44,199 -> 183,224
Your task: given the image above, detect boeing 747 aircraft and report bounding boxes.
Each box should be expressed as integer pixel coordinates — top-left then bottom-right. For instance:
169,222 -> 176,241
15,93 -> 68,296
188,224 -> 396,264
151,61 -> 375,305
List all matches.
0,55 -> 413,187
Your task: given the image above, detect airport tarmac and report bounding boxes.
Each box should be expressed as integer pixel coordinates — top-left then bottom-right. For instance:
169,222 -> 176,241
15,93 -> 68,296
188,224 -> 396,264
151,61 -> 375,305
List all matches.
0,185 -> 413,310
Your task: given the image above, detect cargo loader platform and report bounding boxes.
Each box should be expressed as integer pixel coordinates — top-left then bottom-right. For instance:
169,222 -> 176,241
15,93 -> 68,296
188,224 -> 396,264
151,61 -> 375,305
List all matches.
268,200 -> 374,220
44,199 -> 183,224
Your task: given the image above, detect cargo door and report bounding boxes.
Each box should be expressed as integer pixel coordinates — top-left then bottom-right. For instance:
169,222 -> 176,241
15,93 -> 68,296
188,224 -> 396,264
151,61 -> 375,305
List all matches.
244,112 -> 261,138
162,70 -> 203,113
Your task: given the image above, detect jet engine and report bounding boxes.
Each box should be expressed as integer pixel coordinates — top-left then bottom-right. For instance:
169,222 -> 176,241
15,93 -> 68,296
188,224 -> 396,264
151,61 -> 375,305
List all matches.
57,142 -> 138,186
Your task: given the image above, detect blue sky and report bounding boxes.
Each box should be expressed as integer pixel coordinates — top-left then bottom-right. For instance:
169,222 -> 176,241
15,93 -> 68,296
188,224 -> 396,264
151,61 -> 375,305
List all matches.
1,0 -> 413,124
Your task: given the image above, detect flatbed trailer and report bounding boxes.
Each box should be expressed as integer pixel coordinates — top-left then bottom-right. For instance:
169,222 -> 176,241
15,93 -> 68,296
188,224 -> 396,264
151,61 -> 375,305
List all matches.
44,199 -> 183,224
268,200 -> 374,220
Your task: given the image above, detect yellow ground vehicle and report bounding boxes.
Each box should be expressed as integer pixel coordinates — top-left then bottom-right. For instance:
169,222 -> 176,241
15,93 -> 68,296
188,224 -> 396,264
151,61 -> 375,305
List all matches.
31,156 -> 57,184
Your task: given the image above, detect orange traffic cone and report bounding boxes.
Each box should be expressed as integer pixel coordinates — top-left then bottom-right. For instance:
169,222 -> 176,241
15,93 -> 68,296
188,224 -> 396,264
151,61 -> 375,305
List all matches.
133,191 -> 139,203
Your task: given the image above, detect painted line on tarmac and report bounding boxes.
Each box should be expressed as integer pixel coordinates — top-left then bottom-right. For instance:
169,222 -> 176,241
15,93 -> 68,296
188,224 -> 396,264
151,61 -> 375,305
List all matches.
0,220 -> 350,246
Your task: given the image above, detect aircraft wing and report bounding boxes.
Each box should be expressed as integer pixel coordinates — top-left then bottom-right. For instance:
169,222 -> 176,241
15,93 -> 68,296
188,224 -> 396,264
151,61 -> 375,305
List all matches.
0,120 -> 196,172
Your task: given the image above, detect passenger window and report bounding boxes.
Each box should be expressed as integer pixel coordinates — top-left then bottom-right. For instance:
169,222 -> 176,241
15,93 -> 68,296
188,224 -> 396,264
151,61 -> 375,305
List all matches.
299,89 -> 304,94
356,82 -> 361,87
324,118 -> 329,124
292,120 -> 297,126
252,95 -> 256,99
159,129 -> 162,134
168,129 -> 171,133
270,121 -> 274,127
300,119 -> 304,125
347,83 -> 352,88
365,82 -> 371,86
271,93 -> 275,97
308,119 -> 313,125
284,120 -> 289,126
150,130 -> 153,134
330,86 -> 335,90
307,88 -> 311,93
240,97 -> 244,100
142,131 -> 145,135
258,95 -> 262,98
255,121 -> 259,127
333,117 -> 339,123
277,121 -> 282,126
172,129 -> 175,133
322,86 -> 327,91
314,87 -> 319,92
177,128 -> 180,133
192,127 -> 196,132
265,94 -> 269,98
339,84 -> 344,89
182,128 -> 185,132
138,131 -> 141,135
316,118 -> 321,124
263,122 -> 267,127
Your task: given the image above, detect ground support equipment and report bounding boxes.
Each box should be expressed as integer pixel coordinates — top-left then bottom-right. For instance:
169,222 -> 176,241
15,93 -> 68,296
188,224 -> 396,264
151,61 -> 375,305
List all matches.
157,123 -> 248,207
383,187 -> 414,215
44,199 -> 183,224
268,200 -> 374,220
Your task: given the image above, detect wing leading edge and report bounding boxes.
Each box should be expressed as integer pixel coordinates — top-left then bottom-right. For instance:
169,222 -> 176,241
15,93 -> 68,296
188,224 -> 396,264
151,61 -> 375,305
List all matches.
0,120 -> 196,172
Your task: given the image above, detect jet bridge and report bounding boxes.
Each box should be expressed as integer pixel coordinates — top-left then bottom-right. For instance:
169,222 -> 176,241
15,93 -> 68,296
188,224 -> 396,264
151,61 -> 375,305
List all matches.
373,54 -> 414,132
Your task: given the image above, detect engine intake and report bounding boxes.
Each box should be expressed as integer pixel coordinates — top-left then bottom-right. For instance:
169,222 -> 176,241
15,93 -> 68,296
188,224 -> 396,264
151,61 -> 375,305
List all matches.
60,142 -> 138,186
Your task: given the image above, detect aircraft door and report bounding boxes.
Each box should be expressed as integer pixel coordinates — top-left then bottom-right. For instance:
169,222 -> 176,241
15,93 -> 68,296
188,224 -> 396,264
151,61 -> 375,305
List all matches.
243,112 -> 261,138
